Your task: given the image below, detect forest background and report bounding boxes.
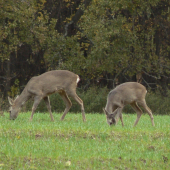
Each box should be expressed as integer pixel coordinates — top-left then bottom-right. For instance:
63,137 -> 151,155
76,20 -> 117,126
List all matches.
1,0 -> 170,114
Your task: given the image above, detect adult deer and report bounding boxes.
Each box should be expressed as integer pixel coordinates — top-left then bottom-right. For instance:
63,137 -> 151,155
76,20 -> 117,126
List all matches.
8,70 -> 86,122
103,82 -> 155,127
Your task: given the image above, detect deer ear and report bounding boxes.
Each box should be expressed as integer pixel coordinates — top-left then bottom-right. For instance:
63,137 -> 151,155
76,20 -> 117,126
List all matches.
8,97 -> 14,106
103,108 -> 109,116
14,95 -> 19,101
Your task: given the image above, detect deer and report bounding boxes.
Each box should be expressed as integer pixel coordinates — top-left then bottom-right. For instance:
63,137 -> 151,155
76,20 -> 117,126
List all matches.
103,82 -> 155,127
8,70 -> 86,122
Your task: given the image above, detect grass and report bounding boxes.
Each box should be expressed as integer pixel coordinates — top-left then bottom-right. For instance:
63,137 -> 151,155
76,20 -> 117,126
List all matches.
0,112 -> 170,169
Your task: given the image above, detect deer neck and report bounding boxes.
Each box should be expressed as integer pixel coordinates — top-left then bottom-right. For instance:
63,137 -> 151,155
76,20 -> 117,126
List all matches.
105,101 -> 113,114
14,90 -> 30,108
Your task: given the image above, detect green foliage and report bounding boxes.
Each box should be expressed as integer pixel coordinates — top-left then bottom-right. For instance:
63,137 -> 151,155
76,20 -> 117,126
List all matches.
21,86 -> 109,113
146,90 -> 170,115
0,0 -> 59,60
1,0 -> 170,96
8,79 -> 20,98
19,87 -> 170,115
71,86 -> 109,113
73,0 -> 170,78
1,0 -> 170,111
0,113 -> 170,169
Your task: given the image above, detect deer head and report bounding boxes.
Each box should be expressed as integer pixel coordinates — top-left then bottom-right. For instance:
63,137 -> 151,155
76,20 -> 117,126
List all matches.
8,96 -> 20,120
103,108 -> 120,126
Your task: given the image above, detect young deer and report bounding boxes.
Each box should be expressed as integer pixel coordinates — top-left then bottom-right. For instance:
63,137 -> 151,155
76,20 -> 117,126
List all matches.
8,70 -> 86,122
103,82 -> 154,127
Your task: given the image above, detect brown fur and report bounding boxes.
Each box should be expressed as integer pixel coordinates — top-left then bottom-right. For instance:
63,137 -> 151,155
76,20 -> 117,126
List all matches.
8,70 -> 86,122
103,82 -> 154,126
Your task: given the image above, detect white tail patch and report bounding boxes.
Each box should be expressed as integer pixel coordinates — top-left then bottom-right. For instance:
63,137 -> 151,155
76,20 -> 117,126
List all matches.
77,75 -> 80,84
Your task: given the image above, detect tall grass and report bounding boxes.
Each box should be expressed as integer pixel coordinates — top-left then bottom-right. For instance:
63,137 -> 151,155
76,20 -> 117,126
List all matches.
0,112 -> 170,169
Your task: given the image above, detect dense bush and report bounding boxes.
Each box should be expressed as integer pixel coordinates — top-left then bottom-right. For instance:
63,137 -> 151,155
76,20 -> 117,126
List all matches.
146,91 -> 170,115
21,86 -> 109,113
2,87 -> 170,115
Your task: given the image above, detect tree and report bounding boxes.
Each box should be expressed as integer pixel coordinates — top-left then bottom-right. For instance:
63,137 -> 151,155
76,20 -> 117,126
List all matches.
63,0 -> 170,91
0,0 -> 59,97
1,0 -> 170,98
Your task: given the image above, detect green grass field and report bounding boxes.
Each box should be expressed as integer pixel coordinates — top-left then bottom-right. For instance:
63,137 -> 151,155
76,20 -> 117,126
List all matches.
0,112 -> 170,169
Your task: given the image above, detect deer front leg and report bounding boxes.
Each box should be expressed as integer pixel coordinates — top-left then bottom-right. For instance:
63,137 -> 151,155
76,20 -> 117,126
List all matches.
114,107 -> 124,126
29,96 -> 42,121
119,109 -> 124,127
44,96 -> 54,121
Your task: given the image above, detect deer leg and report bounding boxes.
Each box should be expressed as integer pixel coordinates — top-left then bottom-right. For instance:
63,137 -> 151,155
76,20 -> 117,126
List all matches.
130,102 -> 143,127
139,100 -> 155,126
29,96 -> 42,121
119,108 -> 124,127
59,91 -> 72,121
43,96 -> 54,121
112,106 -> 124,126
69,92 -> 86,122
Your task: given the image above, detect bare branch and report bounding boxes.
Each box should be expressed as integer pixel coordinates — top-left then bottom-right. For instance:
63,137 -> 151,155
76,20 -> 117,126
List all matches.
0,75 -> 18,80
142,77 -> 152,89
142,70 -> 160,80
64,21 -> 73,37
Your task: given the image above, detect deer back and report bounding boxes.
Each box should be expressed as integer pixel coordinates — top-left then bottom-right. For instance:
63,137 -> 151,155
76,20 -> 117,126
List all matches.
107,82 -> 147,107
26,70 -> 79,95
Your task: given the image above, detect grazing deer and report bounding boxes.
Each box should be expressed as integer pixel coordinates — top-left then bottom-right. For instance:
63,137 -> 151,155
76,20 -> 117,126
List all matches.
8,70 -> 86,122
103,82 -> 155,127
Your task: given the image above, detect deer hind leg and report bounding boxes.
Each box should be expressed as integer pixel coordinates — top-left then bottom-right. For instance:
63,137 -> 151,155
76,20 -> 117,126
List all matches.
139,100 -> 155,126
29,96 -> 42,121
44,96 -> 54,121
69,92 -> 86,122
59,91 -> 72,121
130,102 -> 143,127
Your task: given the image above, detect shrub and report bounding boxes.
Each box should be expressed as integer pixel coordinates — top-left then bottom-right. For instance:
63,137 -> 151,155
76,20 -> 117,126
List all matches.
19,86 -> 109,113
2,88 -> 170,115
146,90 -> 170,115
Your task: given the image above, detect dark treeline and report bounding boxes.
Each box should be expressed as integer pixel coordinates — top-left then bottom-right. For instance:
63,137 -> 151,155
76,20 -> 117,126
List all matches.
1,0 -> 170,110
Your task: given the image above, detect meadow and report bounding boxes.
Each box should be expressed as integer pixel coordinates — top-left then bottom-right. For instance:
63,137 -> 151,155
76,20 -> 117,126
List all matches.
0,112 -> 170,170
